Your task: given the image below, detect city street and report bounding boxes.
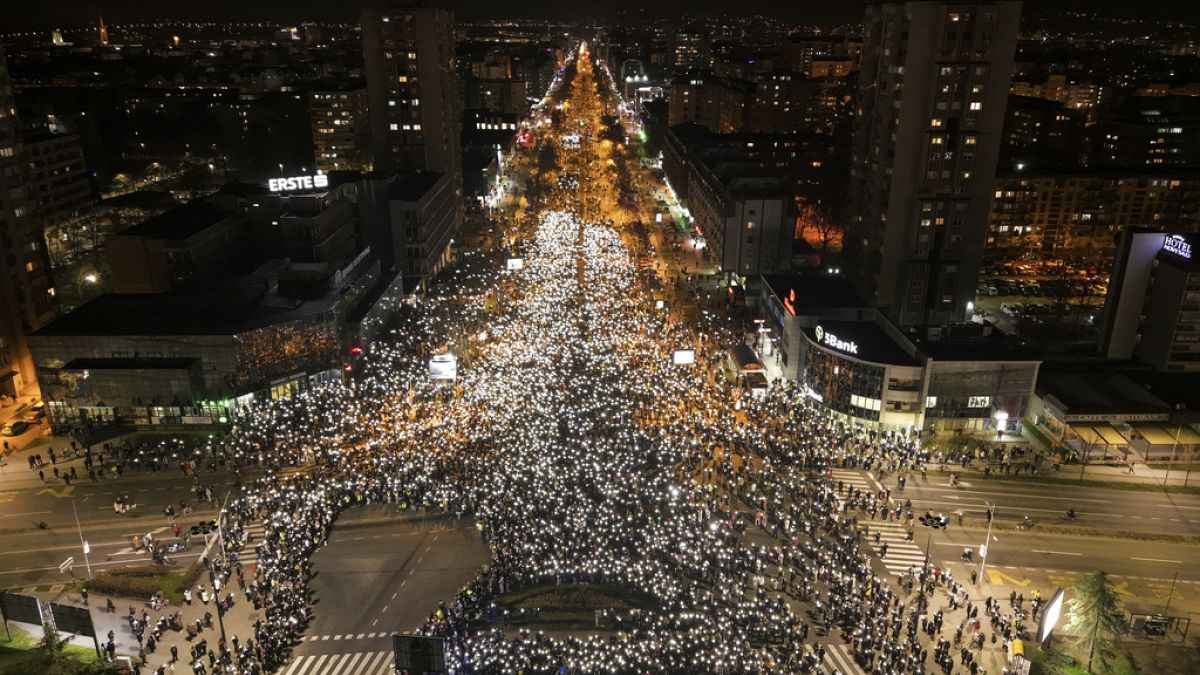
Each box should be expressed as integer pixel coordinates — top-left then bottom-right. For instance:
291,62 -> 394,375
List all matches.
277,508 -> 486,675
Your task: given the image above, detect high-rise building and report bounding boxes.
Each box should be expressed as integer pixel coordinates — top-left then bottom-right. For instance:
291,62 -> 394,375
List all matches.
0,43 -> 57,398
97,16 -> 109,47
309,81 -> 371,173
361,1 -> 462,280
361,2 -> 461,179
845,1 -> 1022,327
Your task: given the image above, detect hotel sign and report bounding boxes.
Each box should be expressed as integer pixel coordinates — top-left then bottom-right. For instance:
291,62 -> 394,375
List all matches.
268,174 -> 329,193
1163,234 -> 1193,260
815,325 -> 859,355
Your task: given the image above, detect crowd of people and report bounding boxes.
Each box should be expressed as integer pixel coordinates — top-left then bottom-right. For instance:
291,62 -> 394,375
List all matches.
126,44 -> 1037,675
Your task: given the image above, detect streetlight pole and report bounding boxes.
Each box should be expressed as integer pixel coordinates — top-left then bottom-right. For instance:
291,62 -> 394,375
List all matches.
1164,422 -> 1181,487
977,503 -> 994,585
71,499 -> 92,579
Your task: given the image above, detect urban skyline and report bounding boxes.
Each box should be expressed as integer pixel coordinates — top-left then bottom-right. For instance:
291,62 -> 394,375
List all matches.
0,2 -> 1199,674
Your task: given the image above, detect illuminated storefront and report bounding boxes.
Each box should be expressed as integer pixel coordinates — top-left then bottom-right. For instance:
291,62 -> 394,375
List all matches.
761,273 -> 1041,434
802,321 -> 926,431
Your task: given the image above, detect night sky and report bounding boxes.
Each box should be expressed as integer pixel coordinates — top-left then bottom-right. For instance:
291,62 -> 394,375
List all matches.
3,0 -> 1198,32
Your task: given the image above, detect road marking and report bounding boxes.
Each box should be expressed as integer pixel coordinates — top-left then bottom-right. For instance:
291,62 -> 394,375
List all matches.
1132,557 -> 1183,564
391,592 -> 397,599
37,486 -> 76,498
1032,550 -> 1082,556
381,605 -> 388,614
986,569 -> 1032,587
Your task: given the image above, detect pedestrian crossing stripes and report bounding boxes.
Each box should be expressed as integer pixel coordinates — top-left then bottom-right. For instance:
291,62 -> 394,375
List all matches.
281,650 -> 393,675
823,642 -> 867,675
867,520 -> 926,576
303,633 -> 393,641
830,470 -> 924,577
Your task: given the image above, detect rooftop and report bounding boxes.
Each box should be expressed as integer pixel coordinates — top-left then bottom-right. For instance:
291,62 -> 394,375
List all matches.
33,273 -> 340,338
118,201 -> 232,240
1036,366 -> 1169,416
62,357 -> 199,370
803,319 -> 922,367
389,171 -> 445,202
762,273 -> 871,311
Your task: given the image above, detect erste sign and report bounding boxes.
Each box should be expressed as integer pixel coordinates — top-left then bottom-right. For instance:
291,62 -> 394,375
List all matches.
268,174 -> 329,193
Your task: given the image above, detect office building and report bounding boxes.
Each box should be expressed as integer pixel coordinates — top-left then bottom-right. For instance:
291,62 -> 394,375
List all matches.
1100,229 -> 1200,371
760,274 -> 1039,434
670,31 -> 711,70
0,42 -> 57,399
309,81 -> 371,173
845,1 -> 1022,327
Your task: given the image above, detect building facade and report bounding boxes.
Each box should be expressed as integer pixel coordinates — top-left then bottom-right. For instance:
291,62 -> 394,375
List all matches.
1101,230 -> 1200,372
986,171 -> 1200,262
845,1 -> 1022,327
362,3 -> 462,179
0,42 -> 57,398
761,274 -> 1039,433
309,82 -> 371,173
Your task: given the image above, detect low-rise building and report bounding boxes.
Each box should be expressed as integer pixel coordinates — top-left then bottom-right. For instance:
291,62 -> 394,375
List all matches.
761,274 -> 1039,434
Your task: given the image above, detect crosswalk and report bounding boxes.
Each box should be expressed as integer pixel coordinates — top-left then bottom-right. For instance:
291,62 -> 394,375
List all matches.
830,469 -> 925,576
237,521 -> 266,566
280,650 -> 393,675
823,642 -> 866,675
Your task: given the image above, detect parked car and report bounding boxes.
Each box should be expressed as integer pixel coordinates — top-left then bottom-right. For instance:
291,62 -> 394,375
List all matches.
1,421 -> 31,437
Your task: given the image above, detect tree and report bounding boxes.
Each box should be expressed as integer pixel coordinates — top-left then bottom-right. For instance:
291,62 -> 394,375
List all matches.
1065,571 -> 1126,673
794,198 -> 843,256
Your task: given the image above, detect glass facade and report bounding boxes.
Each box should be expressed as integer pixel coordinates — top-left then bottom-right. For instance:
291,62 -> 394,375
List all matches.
805,341 -> 886,422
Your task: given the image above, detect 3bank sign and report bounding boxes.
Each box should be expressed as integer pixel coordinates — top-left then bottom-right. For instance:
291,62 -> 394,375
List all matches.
815,325 -> 859,355
268,174 -> 329,193
1163,234 -> 1193,260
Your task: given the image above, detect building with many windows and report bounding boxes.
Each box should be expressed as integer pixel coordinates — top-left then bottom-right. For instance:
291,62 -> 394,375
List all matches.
362,2 -> 462,180
0,40 -> 57,399
1101,229 -> 1200,372
309,81 -> 371,173
985,170 -> 1200,262
760,273 -> 1039,434
845,0 -> 1022,327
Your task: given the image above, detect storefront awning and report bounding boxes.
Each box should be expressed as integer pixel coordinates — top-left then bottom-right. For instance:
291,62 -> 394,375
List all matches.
1094,424 -> 1128,447
1132,424 -> 1179,446
1072,425 -> 1103,446
1134,424 -> 1200,446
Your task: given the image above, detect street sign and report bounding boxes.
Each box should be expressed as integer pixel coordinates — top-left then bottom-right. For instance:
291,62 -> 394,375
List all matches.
59,557 -> 74,574
979,544 -> 988,559
82,541 -> 90,555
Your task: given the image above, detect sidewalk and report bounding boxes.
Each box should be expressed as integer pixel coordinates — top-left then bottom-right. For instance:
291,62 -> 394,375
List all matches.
939,451 -> 1200,488
32,531 -> 264,672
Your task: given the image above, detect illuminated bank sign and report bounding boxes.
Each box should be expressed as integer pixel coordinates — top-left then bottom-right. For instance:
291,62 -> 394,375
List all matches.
1163,234 -> 1193,260
814,325 -> 859,355
268,174 -> 329,193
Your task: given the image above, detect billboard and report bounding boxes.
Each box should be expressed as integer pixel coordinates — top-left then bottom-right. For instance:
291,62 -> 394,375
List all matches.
672,349 -> 696,365
393,634 -> 446,672
507,258 -> 525,270
0,593 -> 41,625
429,353 -> 457,380
50,603 -> 96,638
